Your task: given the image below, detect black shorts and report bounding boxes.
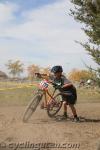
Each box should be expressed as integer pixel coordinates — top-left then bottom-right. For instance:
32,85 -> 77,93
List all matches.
61,92 -> 77,105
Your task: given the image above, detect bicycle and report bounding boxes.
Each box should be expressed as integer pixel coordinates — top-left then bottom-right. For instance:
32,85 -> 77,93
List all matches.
23,73 -> 63,122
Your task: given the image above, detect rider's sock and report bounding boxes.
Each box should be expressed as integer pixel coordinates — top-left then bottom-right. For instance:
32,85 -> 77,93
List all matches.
74,115 -> 78,118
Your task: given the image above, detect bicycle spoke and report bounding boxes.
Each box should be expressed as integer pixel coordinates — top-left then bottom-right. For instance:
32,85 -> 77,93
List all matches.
47,94 -> 62,117
23,92 -> 43,122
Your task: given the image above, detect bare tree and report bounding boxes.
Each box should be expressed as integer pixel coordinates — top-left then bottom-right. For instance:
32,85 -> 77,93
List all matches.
27,64 -> 40,81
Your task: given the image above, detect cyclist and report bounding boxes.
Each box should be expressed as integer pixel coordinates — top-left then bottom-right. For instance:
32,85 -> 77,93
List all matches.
51,65 -> 79,122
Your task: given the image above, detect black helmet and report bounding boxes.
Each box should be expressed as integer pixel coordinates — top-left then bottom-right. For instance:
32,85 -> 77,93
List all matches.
51,66 -> 63,73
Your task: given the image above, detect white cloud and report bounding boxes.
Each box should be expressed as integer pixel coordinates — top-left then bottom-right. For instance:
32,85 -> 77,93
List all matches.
0,0 -> 96,73
0,2 -> 18,23
0,0 -> 87,54
0,2 -> 19,38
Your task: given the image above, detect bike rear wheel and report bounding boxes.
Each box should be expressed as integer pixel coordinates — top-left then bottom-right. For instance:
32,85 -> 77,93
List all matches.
47,94 -> 62,117
23,91 -> 43,122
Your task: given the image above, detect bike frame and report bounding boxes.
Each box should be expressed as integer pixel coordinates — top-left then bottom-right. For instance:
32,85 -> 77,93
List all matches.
23,74 -> 63,122
34,73 -> 62,105
38,87 -> 57,106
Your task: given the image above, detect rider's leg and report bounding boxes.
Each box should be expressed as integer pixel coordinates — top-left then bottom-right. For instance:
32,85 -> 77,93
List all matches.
69,104 -> 79,121
63,101 -> 68,118
69,104 -> 77,117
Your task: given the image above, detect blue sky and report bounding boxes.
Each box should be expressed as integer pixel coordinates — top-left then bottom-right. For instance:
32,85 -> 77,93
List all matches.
0,0 -> 97,75
0,0 -> 58,9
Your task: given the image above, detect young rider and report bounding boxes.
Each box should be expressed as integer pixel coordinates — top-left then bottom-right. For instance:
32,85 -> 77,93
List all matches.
50,65 -> 79,122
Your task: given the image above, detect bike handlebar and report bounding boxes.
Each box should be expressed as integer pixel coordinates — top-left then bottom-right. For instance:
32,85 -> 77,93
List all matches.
35,73 -> 48,78
35,72 -> 62,89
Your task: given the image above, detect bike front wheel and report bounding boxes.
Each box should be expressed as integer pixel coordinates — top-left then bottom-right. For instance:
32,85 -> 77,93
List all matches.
47,93 -> 62,117
23,91 -> 43,122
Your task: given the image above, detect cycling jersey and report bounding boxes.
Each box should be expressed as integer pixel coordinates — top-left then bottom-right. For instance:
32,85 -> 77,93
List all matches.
52,75 -> 77,104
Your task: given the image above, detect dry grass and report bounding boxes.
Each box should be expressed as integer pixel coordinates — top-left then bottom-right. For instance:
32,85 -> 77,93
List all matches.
0,82 -> 100,106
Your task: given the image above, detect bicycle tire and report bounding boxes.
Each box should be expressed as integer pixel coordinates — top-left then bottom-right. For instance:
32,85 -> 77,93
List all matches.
47,93 -> 62,118
23,91 -> 43,122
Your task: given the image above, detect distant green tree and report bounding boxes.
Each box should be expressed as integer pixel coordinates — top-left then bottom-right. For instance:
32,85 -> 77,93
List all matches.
70,0 -> 100,86
6,60 -> 24,78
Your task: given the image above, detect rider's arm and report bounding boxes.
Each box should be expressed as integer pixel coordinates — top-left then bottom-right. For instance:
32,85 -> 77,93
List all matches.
35,73 -> 53,83
61,76 -> 73,88
62,83 -> 73,88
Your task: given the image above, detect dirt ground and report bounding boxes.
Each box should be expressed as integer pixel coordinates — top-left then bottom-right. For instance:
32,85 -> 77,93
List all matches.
0,103 -> 100,150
